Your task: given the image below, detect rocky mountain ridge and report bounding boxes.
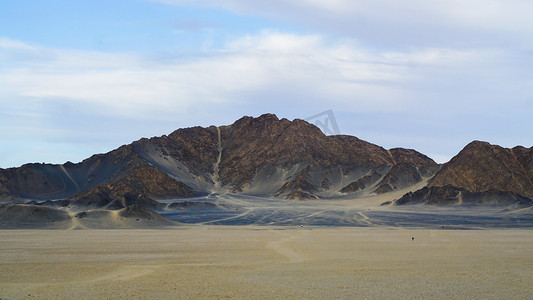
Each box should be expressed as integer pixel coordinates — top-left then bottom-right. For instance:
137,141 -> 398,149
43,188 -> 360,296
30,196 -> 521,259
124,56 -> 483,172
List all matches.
1,114 -> 531,212
0,114 -> 437,205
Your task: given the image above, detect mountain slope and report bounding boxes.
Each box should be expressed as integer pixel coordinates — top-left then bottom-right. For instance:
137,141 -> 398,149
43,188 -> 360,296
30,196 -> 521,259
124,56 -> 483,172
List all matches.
0,145 -> 148,200
391,141 -> 533,206
68,165 -> 195,210
0,114 -> 437,206
215,114 -> 437,198
428,141 -> 533,197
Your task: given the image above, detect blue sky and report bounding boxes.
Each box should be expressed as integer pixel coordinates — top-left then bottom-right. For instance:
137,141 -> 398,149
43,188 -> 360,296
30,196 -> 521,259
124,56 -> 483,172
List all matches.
1,0 -> 532,168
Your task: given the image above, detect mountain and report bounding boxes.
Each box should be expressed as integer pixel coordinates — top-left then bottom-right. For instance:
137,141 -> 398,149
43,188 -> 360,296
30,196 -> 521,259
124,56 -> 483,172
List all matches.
214,114 -> 436,199
429,141 -> 533,197
0,114 -> 437,206
391,141 -> 533,206
2,114 -> 533,228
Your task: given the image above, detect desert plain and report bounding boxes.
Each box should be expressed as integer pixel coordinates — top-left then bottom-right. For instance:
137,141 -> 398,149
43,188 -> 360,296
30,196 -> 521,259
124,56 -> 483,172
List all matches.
1,227 -> 533,299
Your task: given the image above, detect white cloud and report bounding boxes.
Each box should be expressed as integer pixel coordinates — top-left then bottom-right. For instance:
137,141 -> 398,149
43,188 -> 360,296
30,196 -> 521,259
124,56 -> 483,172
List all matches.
2,1 -> 532,168
1,31 -> 532,167
0,37 -> 37,50
0,32 -> 526,120
150,0 -> 533,48
1,32 -> 487,122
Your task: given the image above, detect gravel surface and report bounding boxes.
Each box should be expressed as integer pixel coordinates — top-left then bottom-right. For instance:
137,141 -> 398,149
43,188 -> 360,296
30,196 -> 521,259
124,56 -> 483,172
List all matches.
1,227 -> 532,299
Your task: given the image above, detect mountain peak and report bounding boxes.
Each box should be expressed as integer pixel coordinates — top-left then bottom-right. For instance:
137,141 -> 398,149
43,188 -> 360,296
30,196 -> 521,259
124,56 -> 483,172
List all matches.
257,113 -> 279,121
463,140 -> 493,150
233,113 -> 279,126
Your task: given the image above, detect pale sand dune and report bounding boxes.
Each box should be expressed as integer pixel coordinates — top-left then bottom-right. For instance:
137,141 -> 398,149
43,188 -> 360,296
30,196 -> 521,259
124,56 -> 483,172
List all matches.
1,227 -> 533,299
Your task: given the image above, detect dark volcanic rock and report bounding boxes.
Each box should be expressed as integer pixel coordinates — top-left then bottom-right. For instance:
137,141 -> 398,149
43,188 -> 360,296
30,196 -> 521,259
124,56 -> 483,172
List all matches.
429,141 -> 533,197
393,186 -> 533,207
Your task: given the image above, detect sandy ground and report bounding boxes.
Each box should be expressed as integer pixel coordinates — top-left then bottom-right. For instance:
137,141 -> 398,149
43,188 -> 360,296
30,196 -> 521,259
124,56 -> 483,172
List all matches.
1,227 -> 533,299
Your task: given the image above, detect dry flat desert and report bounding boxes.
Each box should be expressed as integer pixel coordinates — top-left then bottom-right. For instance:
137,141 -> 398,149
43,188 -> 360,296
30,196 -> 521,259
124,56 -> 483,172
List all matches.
1,227 -> 533,299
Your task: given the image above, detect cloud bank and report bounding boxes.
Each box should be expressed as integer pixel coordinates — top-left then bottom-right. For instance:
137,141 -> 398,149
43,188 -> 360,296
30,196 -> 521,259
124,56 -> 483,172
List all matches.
151,0 -> 533,48
3,33 -> 524,120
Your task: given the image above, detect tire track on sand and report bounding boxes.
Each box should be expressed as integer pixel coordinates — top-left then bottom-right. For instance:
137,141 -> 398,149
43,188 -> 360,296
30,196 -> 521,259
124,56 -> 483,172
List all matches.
266,231 -> 309,263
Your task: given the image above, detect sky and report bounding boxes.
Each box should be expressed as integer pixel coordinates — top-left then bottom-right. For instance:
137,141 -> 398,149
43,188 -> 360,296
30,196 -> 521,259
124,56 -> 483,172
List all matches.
1,0 -> 532,168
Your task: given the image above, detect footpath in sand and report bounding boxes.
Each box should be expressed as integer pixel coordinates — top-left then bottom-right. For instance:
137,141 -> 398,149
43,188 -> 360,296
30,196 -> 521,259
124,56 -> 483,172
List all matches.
1,227 -> 533,299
